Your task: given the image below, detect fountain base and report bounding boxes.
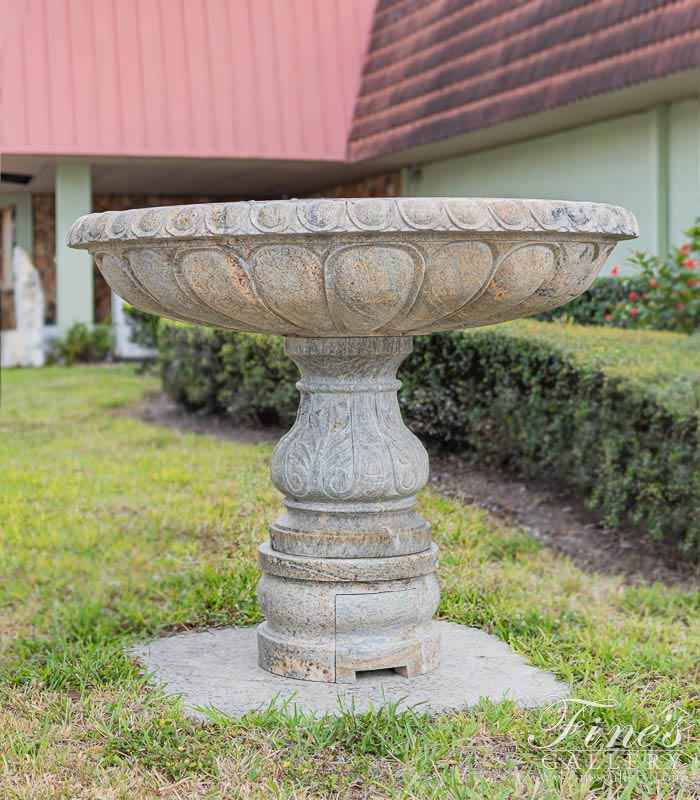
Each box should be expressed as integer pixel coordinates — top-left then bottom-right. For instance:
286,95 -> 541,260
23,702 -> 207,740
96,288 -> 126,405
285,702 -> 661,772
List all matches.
257,543 -> 440,682
257,337 -> 440,683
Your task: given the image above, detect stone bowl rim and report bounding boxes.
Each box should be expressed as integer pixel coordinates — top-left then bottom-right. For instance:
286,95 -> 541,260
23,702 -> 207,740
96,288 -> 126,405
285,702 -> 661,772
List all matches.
67,196 -> 639,248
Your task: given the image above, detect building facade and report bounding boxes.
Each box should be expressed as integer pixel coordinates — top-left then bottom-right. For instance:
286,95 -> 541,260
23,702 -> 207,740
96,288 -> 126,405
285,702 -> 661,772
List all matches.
1,0 -> 698,343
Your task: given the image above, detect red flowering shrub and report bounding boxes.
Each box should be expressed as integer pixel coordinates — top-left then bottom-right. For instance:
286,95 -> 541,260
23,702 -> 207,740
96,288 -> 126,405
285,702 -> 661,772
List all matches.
607,219 -> 700,333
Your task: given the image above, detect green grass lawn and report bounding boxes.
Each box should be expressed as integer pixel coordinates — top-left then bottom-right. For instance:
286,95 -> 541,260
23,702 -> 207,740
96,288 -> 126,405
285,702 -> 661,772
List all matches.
1,365 -> 699,799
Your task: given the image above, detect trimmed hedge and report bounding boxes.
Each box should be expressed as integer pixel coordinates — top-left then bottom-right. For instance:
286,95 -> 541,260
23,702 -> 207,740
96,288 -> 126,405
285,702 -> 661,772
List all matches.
159,324 -> 299,426
157,320 -> 700,554
403,323 -> 700,555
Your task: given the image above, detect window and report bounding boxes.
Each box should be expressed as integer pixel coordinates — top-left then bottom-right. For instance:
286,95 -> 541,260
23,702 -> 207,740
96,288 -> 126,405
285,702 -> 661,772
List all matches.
0,204 -> 14,290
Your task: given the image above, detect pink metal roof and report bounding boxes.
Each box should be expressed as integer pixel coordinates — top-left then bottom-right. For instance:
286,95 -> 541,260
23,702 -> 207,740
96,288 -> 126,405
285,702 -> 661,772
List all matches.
0,0 -> 376,161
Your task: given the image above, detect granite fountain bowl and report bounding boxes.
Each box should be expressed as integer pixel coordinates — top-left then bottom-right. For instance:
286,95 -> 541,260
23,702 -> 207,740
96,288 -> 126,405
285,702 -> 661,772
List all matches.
68,197 -> 637,686
67,197 -> 638,336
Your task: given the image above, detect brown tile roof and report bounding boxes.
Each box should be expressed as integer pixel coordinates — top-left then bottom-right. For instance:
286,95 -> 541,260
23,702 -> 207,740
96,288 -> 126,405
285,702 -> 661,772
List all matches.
349,0 -> 700,161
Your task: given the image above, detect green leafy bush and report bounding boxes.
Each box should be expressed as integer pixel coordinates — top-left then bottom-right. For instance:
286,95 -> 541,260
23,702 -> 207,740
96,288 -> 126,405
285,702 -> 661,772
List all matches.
123,305 -> 160,350
157,322 -> 299,426
47,322 -> 113,365
538,220 -> 700,332
157,320 -> 700,554
607,220 -> 700,333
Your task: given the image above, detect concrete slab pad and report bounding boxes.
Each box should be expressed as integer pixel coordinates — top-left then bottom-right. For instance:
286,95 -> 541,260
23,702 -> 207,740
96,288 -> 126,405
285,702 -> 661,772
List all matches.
133,622 -> 568,718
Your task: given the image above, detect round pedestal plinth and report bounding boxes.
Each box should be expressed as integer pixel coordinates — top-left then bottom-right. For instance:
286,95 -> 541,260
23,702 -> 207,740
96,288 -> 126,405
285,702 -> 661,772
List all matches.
257,544 -> 440,682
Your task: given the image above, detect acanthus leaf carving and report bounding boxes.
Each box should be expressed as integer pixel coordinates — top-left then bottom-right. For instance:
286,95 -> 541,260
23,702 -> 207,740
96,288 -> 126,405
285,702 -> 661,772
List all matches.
270,338 -> 428,503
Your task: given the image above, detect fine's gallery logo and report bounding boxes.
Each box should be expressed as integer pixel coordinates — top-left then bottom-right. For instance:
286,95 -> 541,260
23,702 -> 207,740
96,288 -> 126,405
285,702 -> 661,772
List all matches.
527,698 -> 689,770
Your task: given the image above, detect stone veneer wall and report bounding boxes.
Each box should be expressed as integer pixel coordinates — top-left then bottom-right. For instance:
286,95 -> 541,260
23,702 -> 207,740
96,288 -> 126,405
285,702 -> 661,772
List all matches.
32,194 -> 56,324
28,171 -> 401,325
303,171 -> 401,200
1,287 -> 15,329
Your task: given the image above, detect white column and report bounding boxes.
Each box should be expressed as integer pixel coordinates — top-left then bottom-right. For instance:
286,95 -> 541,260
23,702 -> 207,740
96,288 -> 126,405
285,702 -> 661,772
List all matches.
112,291 -> 156,359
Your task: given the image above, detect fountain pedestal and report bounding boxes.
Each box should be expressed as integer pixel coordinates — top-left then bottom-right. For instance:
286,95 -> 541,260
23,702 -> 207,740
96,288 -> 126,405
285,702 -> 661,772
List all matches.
259,336 -> 439,681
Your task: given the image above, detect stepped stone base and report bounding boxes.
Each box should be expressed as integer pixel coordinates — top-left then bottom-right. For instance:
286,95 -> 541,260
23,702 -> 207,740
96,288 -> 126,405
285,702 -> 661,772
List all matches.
133,621 -> 568,718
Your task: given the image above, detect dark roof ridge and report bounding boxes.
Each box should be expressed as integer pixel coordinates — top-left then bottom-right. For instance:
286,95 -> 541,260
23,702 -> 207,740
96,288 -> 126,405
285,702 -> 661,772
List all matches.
349,0 -> 700,160
353,3 -> 688,138
359,0 -> 667,101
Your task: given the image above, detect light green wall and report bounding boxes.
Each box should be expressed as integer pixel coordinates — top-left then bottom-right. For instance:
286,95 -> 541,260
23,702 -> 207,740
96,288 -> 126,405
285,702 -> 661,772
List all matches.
0,193 -> 33,254
55,163 -> 92,329
669,99 -> 700,248
404,100 -> 700,273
